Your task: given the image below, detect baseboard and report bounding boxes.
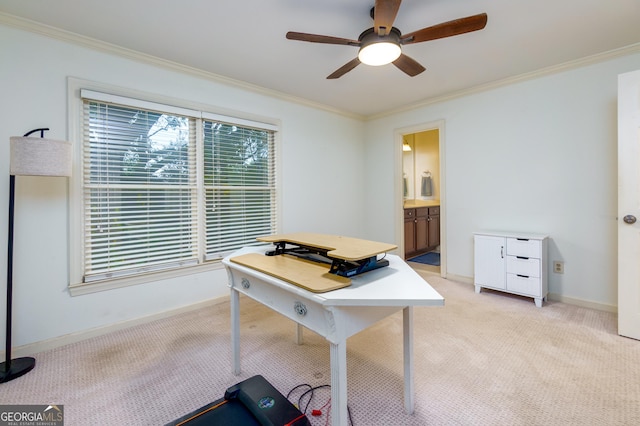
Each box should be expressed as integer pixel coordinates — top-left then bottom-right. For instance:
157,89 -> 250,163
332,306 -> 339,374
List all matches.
6,295 -> 231,358
439,274 -> 617,313
442,273 -> 473,284
408,265 -> 472,283
547,292 -> 617,313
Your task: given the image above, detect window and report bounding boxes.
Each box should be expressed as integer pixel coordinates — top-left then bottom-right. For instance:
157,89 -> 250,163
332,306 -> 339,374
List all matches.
203,117 -> 276,259
77,89 -> 277,286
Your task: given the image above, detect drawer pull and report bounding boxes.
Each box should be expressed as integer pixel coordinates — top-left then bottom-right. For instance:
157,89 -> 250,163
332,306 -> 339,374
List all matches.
516,256 -> 529,260
516,238 -> 530,241
241,278 -> 251,289
517,274 -> 530,278
294,301 -> 307,317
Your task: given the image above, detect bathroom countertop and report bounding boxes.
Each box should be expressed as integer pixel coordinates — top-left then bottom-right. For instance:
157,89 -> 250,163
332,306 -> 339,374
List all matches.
403,199 -> 440,208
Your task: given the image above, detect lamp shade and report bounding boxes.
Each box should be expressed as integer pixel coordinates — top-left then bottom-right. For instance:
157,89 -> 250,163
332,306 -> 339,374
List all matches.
10,136 -> 72,177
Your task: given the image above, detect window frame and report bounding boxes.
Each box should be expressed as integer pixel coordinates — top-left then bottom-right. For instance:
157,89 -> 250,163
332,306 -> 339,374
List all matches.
67,78 -> 281,296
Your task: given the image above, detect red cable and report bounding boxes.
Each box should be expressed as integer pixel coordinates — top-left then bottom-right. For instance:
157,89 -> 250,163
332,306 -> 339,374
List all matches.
322,399 -> 331,426
284,413 -> 308,426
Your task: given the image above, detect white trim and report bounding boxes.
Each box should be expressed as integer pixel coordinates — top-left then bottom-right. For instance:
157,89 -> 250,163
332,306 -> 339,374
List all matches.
67,77 -> 280,293
68,78 -> 85,288
444,273 -> 473,285
83,259 -> 200,284
80,90 -> 280,132
440,275 -> 618,313
548,292 -> 617,313
5,295 -> 230,358
80,89 -> 201,118
69,261 -> 224,296
70,78 -> 282,131
395,120 -> 447,279
366,42 -> 640,120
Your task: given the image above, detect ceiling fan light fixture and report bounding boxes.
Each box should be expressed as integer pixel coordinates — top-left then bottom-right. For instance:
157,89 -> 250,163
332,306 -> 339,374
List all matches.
286,2 -> 488,79
357,27 -> 402,66
358,41 -> 401,66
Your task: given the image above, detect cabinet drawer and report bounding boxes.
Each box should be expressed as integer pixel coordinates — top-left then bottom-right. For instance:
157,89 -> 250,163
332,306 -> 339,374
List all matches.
506,256 -> 540,277
506,274 -> 541,297
416,207 -> 429,217
404,208 -> 415,219
506,238 -> 541,258
428,206 -> 440,215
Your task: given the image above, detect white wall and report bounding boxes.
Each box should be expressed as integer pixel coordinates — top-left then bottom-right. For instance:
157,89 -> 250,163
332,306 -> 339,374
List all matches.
0,23 -> 365,349
364,49 -> 640,310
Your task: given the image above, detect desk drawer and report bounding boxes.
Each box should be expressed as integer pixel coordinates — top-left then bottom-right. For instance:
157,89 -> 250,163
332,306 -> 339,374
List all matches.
506,273 -> 541,297
506,256 -> 540,277
229,271 -> 329,338
506,238 -> 541,258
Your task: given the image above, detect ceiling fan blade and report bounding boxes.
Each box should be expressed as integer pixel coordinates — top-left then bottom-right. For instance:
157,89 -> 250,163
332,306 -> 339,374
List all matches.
401,13 -> 488,45
374,0 -> 402,36
327,58 -> 361,79
286,31 -> 360,46
392,53 -> 426,77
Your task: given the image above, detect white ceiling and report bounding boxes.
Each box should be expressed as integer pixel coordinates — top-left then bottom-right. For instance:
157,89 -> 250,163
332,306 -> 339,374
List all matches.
1,0 -> 640,117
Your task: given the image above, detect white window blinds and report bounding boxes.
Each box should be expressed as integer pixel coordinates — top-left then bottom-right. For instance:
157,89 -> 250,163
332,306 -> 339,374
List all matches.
82,100 -> 198,281
80,91 -> 277,283
203,120 -> 276,259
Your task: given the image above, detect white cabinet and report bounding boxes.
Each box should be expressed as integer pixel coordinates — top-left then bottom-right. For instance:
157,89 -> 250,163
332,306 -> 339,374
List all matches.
474,231 -> 548,307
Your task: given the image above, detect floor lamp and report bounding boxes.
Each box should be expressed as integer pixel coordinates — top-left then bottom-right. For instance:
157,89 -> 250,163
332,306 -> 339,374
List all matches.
1,128 -> 71,383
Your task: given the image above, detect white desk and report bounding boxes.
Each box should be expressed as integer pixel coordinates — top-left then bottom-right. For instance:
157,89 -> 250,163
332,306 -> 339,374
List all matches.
223,247 -> 444,426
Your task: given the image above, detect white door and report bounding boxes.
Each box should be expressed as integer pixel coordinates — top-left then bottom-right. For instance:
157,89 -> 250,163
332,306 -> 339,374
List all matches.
618,69 -> 640,340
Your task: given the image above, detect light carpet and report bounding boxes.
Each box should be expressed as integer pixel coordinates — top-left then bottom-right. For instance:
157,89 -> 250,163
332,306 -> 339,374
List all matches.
1,271 -> 639,425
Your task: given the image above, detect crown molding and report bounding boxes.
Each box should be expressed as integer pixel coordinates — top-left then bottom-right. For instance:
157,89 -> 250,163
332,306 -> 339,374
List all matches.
368,42 -> 640,120
3,11 -> 639,122
0,12 -> 365,121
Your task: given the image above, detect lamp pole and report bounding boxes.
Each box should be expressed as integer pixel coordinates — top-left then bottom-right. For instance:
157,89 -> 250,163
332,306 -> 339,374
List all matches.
1,174 -> 36,383
2,128 -> 71,383
0,130 -> 45,383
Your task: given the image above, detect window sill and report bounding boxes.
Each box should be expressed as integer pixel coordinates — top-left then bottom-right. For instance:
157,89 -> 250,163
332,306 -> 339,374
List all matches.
69,261 -> 226,296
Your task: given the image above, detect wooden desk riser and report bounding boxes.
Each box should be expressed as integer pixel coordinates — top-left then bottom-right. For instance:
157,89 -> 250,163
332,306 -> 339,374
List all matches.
256,232 -> 398,261
230,232 -> 399,293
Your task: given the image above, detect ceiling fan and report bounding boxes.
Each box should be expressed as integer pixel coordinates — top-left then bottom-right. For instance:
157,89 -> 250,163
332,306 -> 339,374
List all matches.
286,0 -> 487,79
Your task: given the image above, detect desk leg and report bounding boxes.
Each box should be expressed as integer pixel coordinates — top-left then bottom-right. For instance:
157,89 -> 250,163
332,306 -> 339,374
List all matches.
403,306 -> 414,414
230,289 -> 241,375
330,341 -> 348,426
295,323 -> 304,345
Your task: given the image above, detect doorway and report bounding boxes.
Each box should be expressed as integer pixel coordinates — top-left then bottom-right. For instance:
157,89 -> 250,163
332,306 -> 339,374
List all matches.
396,121 -> 445,277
